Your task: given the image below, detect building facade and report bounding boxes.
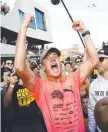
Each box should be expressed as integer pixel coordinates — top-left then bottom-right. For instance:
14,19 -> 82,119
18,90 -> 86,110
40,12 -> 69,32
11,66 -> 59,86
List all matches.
1,0 -> 53,57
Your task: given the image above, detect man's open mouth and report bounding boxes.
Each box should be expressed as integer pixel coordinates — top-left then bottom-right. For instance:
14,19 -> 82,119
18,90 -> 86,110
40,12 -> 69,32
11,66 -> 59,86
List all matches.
51,63 -> 58,72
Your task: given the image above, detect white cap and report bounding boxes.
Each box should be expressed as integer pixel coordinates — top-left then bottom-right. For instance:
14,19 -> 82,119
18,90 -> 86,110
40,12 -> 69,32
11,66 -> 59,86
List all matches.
40,47 -> 61,63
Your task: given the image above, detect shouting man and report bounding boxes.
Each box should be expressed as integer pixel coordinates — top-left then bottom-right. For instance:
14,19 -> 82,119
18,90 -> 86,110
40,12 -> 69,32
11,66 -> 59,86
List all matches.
15,14 -> 98,132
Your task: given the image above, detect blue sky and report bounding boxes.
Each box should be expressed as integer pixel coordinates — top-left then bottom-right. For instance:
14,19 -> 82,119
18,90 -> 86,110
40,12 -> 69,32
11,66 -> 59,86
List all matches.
3,0 -> 108,50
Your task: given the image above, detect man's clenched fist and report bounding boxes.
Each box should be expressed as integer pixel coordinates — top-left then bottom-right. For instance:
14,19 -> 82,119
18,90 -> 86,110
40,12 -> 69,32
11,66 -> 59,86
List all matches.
21,14 -> 34,28
72,20 -> 87,33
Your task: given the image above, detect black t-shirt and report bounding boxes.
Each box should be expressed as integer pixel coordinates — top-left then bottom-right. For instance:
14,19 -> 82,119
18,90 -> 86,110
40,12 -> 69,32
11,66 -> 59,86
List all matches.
12,83 -> 43,126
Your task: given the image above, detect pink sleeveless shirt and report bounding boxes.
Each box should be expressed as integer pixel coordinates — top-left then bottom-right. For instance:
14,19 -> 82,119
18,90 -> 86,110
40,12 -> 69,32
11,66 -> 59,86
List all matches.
32,70 -> 86,132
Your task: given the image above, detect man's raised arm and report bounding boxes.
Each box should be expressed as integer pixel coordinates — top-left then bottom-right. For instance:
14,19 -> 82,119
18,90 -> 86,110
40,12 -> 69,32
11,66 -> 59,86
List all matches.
72,20 -> 99,83
15,14 -> 35,92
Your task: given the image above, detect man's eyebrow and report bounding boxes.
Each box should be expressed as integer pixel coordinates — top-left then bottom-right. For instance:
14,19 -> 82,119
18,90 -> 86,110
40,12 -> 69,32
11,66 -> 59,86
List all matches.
53,53 -> 58,55
47,53 -> 57,57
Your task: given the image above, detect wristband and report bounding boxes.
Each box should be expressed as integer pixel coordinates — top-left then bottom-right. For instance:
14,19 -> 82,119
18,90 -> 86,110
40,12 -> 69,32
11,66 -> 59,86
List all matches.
82,30 -> 90,37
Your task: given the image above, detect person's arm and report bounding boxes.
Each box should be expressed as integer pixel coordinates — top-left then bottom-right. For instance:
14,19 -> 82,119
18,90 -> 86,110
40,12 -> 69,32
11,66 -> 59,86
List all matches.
15,14 -> 35,93
3,85 -> 14,107
88,84 -> 97,132
3,74 -> 18,107
82,48 -> 88,63
72,21 -> 98,84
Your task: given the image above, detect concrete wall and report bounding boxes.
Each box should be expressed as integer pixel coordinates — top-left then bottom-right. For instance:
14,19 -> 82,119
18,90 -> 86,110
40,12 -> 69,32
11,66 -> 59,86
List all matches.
1,43 -> 15,56
1,0 -> 53,43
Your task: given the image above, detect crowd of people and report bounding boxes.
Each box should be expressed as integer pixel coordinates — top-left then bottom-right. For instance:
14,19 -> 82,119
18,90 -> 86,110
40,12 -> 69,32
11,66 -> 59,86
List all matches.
1,36 -> 48,55
1,45 -> 104,132
0,1 -> 10,15
1,57 -> 47,132
27,44 -> 48,54
1,13 -> 108,132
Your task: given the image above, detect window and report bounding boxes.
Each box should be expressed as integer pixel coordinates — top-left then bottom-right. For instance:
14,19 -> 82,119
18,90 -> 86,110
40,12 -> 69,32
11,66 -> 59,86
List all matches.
35,9 -> 46,31
19,10 -> 24,21
18,10 -> 36,29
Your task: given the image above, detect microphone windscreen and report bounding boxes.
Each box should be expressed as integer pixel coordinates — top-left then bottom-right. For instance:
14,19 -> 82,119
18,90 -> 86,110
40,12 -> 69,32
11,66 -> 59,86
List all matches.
51,0 -> 60,5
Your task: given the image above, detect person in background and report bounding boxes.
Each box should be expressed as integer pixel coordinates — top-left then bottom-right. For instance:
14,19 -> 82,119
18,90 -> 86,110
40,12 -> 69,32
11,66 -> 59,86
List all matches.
3,72 -> 47,132
11,78 -> 47,132
73,63 -> 80,72
64,61 -> 73,75
81,94 -> 88,115
80,86 -> 87,97
30,62 -> 40,77
1,67 -> 11,88
26,52 -> 31,67
3,72 -> 19,107
4,3 -> 10,15
75,57 -> 82,64
2,37 -> 7,43
88,48 -> 108,132
5,59 -> 14,73
81,94 -> 89,132
94,97 -> 108,132
73,55 -> 83,72
40,45 -> 44,53
1,67 -> 13,132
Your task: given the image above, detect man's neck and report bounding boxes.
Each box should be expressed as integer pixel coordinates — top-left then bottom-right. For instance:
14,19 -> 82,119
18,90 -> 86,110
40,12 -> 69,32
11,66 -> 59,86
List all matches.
48,75 -> 66,83
101,71 -> 108,80
66,70 -> 71,74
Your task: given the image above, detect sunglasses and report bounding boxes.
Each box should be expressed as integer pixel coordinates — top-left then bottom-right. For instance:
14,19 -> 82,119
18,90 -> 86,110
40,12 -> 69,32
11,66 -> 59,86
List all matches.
99,57 -> 108,62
